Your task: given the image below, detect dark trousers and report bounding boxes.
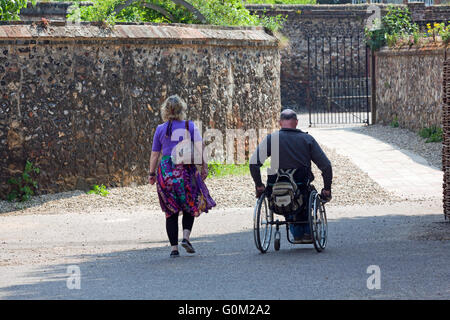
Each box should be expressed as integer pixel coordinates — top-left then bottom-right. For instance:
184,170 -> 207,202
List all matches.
166,212 -> 195,246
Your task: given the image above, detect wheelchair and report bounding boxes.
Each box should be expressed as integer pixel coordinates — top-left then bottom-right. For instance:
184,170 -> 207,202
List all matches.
253,181 -> 328,254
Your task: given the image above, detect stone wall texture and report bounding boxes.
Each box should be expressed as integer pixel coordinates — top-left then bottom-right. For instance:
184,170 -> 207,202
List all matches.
443,56 -> 449,220
0,23 -> 281,198
18,2 -> 450,111
249,4 -> 370,110
248,3 -> 450,110
375,45 -> 445,131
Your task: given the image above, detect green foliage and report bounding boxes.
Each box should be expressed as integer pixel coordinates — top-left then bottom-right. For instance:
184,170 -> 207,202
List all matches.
382,6 -> 418,36
207,162 -> 250,178
390,116 -> 399,128
69,0 -> 287,31
87,184 -> 110,196
385,32 -> 398,48
243,0 -> 316,3
7,161 -> 40,202
0,0 -> 36,21
364,25 -> 385,51
365,6 -> 450,50
413,30 -> 420,45
418,126 -> 443,143
208,159 -> 270,178
364,6 -> 419,50
426,22 -> 450,44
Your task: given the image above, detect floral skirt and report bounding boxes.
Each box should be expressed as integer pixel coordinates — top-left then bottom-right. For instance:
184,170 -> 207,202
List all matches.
156,155 -> 216,218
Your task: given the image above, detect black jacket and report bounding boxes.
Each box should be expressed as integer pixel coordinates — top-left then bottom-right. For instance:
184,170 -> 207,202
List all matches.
249,128 -> 332,190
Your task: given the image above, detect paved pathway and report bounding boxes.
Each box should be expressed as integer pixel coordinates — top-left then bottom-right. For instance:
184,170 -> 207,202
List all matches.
0,202 -> 448,300
307,126 -> 443,201
0,117 -> 447,299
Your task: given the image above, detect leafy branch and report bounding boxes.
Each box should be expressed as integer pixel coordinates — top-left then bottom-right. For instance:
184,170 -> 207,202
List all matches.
7,160 -> 40,202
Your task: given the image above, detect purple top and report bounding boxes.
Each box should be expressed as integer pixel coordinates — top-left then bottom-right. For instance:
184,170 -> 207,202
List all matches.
152,120 -> 202,156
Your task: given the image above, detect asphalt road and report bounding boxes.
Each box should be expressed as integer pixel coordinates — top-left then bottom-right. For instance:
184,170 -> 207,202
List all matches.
0,200 -> 449,299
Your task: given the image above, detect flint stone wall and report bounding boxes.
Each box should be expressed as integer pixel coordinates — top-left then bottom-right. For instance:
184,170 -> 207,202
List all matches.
248,3 -> 450,110
0,23 -> 280,198
443,57 -> 450,220
249,4 -> 370,110
375,45 -> 445,131
18,2 -> 450,110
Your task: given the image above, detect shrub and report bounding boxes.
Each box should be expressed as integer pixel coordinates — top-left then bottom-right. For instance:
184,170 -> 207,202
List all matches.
7,161 -> 40,202
69,0 -> 287,31
0,0 -> 36,21
243,0 -> 316,3
87,184 -> 110,196
364,23 -> 385,51
390,116 -> 399,128
364,5 -> 419,50
382,6 -> 418,36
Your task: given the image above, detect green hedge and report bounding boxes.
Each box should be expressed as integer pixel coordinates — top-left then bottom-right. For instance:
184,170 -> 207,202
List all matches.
244,0 -> 316,4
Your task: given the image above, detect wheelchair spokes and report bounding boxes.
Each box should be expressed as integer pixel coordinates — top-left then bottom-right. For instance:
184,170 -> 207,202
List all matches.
253,185 -> 328,253
253,193 -> 273,253
310,192 -> 328,252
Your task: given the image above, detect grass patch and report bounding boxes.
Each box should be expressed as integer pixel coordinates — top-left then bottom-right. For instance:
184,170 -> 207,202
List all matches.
418,126 -> 443,143
208,159 -> 270,178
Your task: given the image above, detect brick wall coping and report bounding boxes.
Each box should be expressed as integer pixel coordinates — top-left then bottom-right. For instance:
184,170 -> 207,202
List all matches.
377,43 -> 447,56
0,23 -> 278,47
247,3 -> 392,14
248,3 -> 450,21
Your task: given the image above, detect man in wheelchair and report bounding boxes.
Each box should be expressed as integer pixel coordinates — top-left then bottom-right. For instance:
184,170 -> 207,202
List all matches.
249,109 -> 333,242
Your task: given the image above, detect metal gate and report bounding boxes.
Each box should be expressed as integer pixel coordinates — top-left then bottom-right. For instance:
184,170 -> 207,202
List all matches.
306,35 -> 371,126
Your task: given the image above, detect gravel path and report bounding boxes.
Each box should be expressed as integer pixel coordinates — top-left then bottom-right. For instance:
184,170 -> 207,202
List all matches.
353,124 -> 442,170
1,124 -> 437,215
0,144 -> 398,216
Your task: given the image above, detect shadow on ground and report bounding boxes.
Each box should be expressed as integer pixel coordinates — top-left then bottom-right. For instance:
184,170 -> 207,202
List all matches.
1,211 -> 449,300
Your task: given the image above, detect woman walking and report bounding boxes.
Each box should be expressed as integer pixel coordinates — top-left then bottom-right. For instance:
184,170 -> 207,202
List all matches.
148,95 -> 216,258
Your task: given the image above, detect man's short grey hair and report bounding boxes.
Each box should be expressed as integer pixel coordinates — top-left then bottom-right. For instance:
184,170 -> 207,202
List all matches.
280,109 -> 297,120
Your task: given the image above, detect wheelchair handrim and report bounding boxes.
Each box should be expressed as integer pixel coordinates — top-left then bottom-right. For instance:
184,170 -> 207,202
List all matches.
253,194 -> 272,253
310,192 -> 328,251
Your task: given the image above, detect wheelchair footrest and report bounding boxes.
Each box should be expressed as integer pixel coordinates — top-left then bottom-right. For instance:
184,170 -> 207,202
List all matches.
292,239 -> 314,244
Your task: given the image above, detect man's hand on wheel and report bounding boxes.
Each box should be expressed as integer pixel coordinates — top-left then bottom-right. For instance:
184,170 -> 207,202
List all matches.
255,184 -> 265,198
321,189 -> 332,202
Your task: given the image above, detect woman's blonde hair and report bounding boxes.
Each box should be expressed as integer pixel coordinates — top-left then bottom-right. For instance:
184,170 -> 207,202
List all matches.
160,95 -> 187,122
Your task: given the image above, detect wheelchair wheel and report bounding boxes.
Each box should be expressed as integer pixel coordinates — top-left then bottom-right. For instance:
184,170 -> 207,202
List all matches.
308,190 -> 328,252
274,231 -> 280,251
253,193 -> 273,253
